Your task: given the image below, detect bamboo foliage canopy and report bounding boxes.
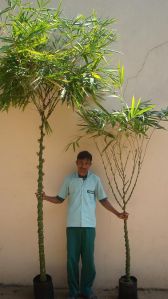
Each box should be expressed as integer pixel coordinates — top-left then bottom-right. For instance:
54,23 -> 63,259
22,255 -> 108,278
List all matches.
0,0 -> 121,122
69,97 -> 168,150
70,97 -> 168,208
78,98 -> 168,138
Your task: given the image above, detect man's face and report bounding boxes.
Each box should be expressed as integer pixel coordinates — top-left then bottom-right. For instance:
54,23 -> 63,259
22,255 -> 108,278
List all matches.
76,158 -> 92,176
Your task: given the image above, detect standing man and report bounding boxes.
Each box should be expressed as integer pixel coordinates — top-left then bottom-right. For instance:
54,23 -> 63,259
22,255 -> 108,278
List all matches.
43,151 -> 128,299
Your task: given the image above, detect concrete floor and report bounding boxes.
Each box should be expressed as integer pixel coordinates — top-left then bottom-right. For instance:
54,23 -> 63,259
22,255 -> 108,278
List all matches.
0,286 -> 168,299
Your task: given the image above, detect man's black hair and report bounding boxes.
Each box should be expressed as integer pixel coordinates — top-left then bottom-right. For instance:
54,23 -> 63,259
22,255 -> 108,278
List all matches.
77,151 -> 92,161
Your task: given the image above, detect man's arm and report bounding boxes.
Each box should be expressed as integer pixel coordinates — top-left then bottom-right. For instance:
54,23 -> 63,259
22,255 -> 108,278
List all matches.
44,194 -> 63,204
100,199 -> 128,220
37,192 -> 64,204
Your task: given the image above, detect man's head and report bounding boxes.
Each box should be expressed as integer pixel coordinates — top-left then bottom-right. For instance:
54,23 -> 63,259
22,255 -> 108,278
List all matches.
76,151 -> 92,177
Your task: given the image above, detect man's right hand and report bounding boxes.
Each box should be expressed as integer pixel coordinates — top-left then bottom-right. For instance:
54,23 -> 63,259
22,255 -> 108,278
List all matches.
35,191 -> 46,200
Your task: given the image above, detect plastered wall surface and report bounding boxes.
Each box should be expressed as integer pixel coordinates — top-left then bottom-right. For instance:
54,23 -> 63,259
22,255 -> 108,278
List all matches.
0,0 -> 168,289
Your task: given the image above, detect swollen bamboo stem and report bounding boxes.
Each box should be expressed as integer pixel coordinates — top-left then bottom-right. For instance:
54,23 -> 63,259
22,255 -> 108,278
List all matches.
37,113 -> 46,282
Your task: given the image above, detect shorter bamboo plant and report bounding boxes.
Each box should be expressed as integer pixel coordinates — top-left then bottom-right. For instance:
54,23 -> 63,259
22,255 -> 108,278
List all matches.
70,97 -> 168,282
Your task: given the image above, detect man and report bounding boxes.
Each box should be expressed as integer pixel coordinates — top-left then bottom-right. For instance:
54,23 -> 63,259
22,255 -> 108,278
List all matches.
43,151 -> 128,299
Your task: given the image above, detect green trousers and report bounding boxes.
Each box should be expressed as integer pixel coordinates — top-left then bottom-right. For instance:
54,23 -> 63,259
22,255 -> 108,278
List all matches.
66,227 -> 96,297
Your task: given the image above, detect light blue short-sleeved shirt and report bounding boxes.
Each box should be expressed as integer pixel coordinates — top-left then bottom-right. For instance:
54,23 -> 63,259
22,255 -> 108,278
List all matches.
57,171 -> 107,227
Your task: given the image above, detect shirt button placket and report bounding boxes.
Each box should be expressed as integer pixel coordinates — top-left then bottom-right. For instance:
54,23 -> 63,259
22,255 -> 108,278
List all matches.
80,179 -> 84,227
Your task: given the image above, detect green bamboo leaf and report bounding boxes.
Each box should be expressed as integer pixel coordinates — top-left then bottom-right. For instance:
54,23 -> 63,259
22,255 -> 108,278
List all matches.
135,98 -> 141,110
91,72 -> 101,79
0,6 -> 12,16
130,96 -> 135,117
120,64 -> 125,86
0,45 -> 12,52
135,105 -> 155,116
0,36 -> 13,42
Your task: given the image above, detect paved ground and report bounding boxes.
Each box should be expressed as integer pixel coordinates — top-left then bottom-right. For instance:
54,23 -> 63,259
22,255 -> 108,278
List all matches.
0,286 -> 168,299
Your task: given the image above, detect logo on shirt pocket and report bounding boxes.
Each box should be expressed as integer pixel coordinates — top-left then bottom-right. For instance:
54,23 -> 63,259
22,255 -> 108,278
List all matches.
87,190 -> 95,195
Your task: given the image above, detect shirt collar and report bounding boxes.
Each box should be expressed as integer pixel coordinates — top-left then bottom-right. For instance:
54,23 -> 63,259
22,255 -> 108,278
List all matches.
75,170 -> 91,179
78,174 -> 87,180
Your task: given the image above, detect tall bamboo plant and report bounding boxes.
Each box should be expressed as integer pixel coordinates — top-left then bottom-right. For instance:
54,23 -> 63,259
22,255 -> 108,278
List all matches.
70,98 -> 168,281
0,0 -> 122,282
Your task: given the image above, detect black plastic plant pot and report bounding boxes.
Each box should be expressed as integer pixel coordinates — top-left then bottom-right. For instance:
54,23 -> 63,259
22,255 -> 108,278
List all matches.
33,274 -> 54,299
119,275 -> 137,299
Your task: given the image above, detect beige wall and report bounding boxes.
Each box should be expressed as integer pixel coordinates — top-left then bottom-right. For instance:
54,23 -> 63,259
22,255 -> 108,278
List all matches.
0,0 -> 168,289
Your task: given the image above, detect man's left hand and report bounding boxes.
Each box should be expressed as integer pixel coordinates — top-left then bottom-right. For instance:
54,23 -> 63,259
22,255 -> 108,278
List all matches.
117,212 -> 129,220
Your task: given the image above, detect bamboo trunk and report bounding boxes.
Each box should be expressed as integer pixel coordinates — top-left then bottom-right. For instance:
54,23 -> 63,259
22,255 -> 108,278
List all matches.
124,218 -> 130,281
37,114 -> 46,282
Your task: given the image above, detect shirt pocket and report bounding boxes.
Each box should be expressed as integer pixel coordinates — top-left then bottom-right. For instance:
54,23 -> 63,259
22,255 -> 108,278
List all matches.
86,189 -> 96,200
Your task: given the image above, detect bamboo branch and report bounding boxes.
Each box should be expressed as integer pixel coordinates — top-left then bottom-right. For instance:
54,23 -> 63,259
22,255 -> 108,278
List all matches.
104,147 -> 123,200
125,149 -> 138,194
110,142 -> 124,181
125,160 -> 141,205
96,141 -> 123,208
